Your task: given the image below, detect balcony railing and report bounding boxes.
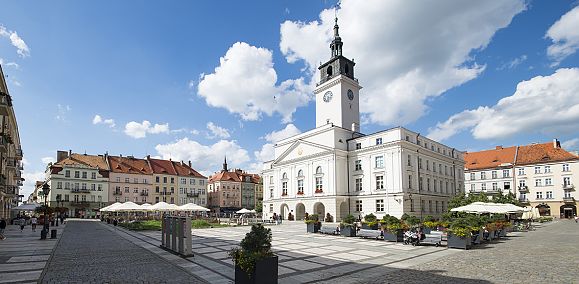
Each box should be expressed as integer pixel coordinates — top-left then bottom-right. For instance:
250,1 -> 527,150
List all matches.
563,197 -> 575,203
0,185 -> 17,195
518,186 -> 529,193
563,184 -> 575,191
159,192 -> 172,196
0,91 -> 13,107
140,192 -> 149,196
113,190 -> 122,195
15,148 -> 23,158
518,197 -> 529,203
69,201 -> 90,207
71,188 -> 91,193
186,193 -> 199,198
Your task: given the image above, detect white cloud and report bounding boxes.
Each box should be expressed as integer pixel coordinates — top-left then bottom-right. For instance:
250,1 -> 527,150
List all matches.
197,42 -> 311,122
254,124 -> 302,166
206,122 -> 231,139
546,6 -> 579,66
124,120 -> 170,139
21,171 -> 45,201
92,114 -> 116,128
562,138 -> 579,150
0,25 -> 30,57
155,138 -> 250,175
279,0 -> 526,126
497,55 -> 527,70
262,123 -> 301,143
428,68 -> 579,141
41,157 -> 55,165
55,104 -> 71,122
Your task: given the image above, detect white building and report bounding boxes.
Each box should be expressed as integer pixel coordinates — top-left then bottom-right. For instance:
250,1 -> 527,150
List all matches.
262,19 -> 464,222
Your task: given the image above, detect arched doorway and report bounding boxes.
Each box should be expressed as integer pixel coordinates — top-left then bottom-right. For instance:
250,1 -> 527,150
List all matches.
338,201 -> 348,222
560,204 -> 577,219
536,204 -> 551,216
280,204 -> 290,220
295,203 -> 306,220
313,202 -> 325,219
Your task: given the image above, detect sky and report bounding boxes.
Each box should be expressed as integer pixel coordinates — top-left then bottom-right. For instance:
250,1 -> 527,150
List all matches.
1,0 -> 579,199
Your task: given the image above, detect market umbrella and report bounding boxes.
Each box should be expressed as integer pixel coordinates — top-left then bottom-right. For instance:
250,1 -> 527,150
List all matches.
110,202 -> 143,212
450,202 -> 495,214
12,203 -> 41,211
150,202 -> 180,211
100,202 -> 122,212
179,203 -> 210,212
236,208 -> 251,214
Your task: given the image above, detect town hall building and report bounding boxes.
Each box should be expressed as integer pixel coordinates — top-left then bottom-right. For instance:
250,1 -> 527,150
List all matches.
262,19 -> 465,222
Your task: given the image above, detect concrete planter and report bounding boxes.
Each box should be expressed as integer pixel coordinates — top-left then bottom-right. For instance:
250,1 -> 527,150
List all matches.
361,223 -> 379,230
499,229 -> 507,238
306,223 -> 320,233
340,226 -> 356,237
235,255 -> 278,284
422,227 -> 432,234
448,234 -> 472,250
383,230 -> 404,242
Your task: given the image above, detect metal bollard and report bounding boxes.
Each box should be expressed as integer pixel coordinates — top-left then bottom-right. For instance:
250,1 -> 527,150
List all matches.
50,229 -> 57,239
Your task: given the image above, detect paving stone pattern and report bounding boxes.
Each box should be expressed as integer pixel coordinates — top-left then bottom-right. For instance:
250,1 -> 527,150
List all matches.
39,220 -> 206,284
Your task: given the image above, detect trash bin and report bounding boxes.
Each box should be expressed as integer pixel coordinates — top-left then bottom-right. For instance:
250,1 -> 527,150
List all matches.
40,229 -> 47,240
50,229 -> 57,239
50,220 -> 55,226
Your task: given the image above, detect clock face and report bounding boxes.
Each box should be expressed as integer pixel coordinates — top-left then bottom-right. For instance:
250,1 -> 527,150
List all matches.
323,91 -> 333,102
347,89 -> 354,100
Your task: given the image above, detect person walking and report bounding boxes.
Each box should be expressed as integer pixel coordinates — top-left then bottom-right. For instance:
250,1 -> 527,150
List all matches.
575,215 -> 578,223
31,216 -> 38,232
19,217 -> 25,232
0,218 -> 7,240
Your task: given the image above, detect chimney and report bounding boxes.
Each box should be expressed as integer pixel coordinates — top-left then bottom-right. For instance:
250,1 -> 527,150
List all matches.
69,149 -> 72,156
495,146 -> 503,150
553,138 -> 560,148
188,161 -> 192,167
146,155 -> 150,159
56,150 -> 69,162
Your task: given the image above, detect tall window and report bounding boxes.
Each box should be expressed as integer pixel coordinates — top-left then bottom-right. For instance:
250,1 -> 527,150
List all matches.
418,158 -> 422,169
426,160 -> 430,171
376,175 -> 384,190
355,200 -> 362,212
297,180 -> 304,194
82,171 -> 87,179
470,184 -> 475,192
427,178 -> 430,191
355,178 -> 363,191
518,168 -> 525,175
492,171 -> 497,179
492,182 -> 498,190
75,171 -> 80,178
546,191 -> 553,199
270,188 -> 273,198
355,160 -> 362,171
419,177 -> 423,190
315,177 -> 323,193
534,166 -> 541,174
408,175 -> 412,189
376,199 -> 384,212
544,166 -> 551,173
481,183 -> 486,190
563,164 -> 570,172
503,170 -> 509,178
297,170 -> 303,177
481,172 -> 486,179
563,177 -> 571,186
91,172 -> 96,179
407,155 -> 412,166
376,138 -> 382,145
470,173 -> 475,180
282,182 -> 287,196
65,170 -> 70,177
375,156 -> 384,168
433,179 -> 437,192
536,192 -> 543,199
57,182 -> 62,189
535,179 -> 542,187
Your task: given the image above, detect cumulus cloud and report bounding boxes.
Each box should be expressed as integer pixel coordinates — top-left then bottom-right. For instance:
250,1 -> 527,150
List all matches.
428,68 -> 579,141
155,138 -> 250,175
562,138 -> 579,150
0,25 -> 30,57
41,157 -> 55,165
92,114 -> 116,128
197,42 -> 311,122
124,120 -> 170,139
497,55 -> 527,70
206,122 -> 231,139
254,124 -> 302,165
546,6 -> 579,66
21,171 -> 46,201
279,0 -> 526,126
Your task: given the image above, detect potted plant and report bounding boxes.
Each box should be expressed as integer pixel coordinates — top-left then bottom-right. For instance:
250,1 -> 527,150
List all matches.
485,222 -> 497,241
447,218 -> 473,250
361,213 -> 379,230
229,224 -> 278,284
305,214 -> 321,233
382,215 -> 404,242
325,213 -> 333,222
422,215 -> 436,234
498,221 -> 511,237
340,214 -> 356,237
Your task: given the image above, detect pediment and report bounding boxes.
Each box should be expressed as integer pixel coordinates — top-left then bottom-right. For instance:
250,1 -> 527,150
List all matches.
273,140 -> 333,165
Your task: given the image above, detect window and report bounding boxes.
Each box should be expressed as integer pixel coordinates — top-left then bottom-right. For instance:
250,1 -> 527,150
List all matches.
315,177 -> 323,193
405,135 -> 410,141
269,204 -> 273,213
502,170 -> 509,178
492,171 -> 497,179
269,188 -> 273,198
545,178 -> 552,186
481,183 -> 486,190
355,143 -> 361,150
316,166 -> 323,174
144,179 -> 148,184
534,166 -> 541,174
546,191 -> 553,199
64,194 -> 69,201
155,186 -> 160,193
426,160 -> 430,171
492,182 -> 498,190
376,175 -> 384,190
428,200 -> 432,212
163,177 -> 167,183
470,173 -> 475,180
125,178 -> 130,183
156,176 -> 160,183
74,183 -> 79,190
375,156 -> 384,168
481,172 -> 486,179
563,177 -> 571,186
75,171 -> 80,178
65,170 -> 70,177
355,160 -> 362,171
190,179 -> 195,185
376,138 -> 382,145
355,178 -> 363,191
439,164 -> 442,174
418,158 -> 423,169
408,175 -> 412,189
535,179 -> 542,187
355,200 -> 362,212
407,155 -> 412,166
91,172 -> 96,179
470,184 -> 475,191
504,182 -> 510,190
125,187 -> 129,193
421,200 -> 425,212
536,191 -> 543,199
519,180 -> 526,187
419,177 -> 423,190
64,182 -> 70,189
91,184 -> 96,191
435,201 -> 439,212
427,178 -> 431,191
282,182 -> 287,196
518,168 -> 525,176
82,172 -> 87,179
544,166 -> 551,173
445,166 -> 448,175
563,164 -> 570,172
297,180 -> 304,194
376,199 -> 384,212
433,179 -> 437,192
269,176 -> 273,184
57,182 -> 62,189
116,177 -> 121,182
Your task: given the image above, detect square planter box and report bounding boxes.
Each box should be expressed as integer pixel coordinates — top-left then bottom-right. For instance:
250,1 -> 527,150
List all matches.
361,223 -> 379,230
499,229 -> 507,238
383,230 -> 404,242
340,226 -> 356,237
235,255 -> 278,284
306,223 -> 320,233
447,234 -> 472,250
471,230 -> 482,245
422,227 -> 432,234
487,230 -> 495,241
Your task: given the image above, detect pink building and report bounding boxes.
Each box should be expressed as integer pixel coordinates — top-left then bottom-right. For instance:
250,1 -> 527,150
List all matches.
107,155 -> 153,204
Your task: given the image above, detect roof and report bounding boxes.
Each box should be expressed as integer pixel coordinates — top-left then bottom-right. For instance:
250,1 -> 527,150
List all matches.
69,154 -> 109,170
209,170 -> 241,183
464,146 -> 516,170
147,158 -> 177,175
515,142 -> 579,166
172,161 -> 206,178
108,156 -> 153,175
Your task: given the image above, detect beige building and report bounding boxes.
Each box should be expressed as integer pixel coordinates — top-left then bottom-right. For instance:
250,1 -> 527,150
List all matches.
0,64 -> 24,220
108,155 -> 153,204
465,140 -> 578,218
208,158 -> 262,214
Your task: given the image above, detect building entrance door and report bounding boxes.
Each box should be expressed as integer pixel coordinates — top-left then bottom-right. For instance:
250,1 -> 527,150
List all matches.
564,208 -> 573,218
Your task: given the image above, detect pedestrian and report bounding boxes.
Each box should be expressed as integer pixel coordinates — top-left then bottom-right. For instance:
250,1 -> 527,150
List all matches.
575,215 -> 578,223
31,216 -> 38,232
0,218 -> 7,240
19,217 -> 25,232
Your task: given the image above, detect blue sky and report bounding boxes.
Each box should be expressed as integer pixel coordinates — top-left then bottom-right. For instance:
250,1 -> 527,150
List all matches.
1,0 -> 579,198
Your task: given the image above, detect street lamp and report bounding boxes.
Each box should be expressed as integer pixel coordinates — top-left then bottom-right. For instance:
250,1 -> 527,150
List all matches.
40,183 -> 50,240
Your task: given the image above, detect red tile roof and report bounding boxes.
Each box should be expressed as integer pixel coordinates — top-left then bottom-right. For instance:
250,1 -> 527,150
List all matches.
515,142 -> 579,165
209,170 -> 241,183
147,158 -> 177,175
464,146 -> 516,170
172,161 -> 206,178
108,156 -> 152,174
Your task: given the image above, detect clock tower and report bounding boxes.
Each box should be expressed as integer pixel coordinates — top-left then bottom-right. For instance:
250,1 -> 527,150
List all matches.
314,18 -> 362,132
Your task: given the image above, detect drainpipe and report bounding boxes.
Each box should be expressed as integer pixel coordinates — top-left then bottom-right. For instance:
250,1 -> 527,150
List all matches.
513,146 -> 519,199
417,133 -> 422,220
346,137 -> 351,216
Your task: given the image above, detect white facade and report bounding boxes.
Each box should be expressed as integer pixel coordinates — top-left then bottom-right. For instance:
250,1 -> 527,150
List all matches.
465,167 -> 515,195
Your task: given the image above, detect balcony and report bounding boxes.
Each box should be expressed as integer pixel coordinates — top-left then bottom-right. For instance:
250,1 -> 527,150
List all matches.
0,91 -> 13,108
518,186 -> 529,193
563,197 -> 575,204
14,170 -> 22,179
69,201 -> 90,207
186,192 -> 199,198
112,190 -> 122,195
1,185 -> 17,196
160,192 -> 172,196
563,184 -> 575,191
15,148 -> 23,159
140,192 -> 149,196
71,188 -> 91,193
518,197 -> 530,205
16,180 -> 23,186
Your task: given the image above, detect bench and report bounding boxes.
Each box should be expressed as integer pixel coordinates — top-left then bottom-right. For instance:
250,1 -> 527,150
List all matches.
319,226 -> 338,235
357,229 -> 382,239
421,230 -> 443,247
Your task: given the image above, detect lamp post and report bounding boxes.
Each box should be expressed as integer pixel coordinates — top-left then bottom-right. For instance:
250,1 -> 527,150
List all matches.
40,183 -> 50,240
55,195 -> 61,226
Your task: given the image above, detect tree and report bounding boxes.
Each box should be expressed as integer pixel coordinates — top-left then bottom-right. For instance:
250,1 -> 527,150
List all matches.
255,200 -> 263,213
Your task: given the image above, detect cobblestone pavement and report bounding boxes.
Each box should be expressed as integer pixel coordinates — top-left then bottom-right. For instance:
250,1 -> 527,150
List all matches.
0,222 -> 64,283
349,219 -> 578,284
39,220 -> 206,284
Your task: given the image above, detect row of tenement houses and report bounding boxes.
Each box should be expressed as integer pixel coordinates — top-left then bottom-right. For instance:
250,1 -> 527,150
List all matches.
29,151 -> 261,217
464,139 -> 578,219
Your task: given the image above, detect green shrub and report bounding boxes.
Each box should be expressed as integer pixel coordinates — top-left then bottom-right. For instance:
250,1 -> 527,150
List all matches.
364,213 -> 377,223
305,214 -> 320,225
229,224 -> 274,278
423,215 -> 435,222
404,215 -> 421,226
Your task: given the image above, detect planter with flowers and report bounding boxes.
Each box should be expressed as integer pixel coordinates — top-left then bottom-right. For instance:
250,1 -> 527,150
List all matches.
305,214 -> 321,233
361,213 -> 379,230
229,224 -> 278,284
340,214 -> 357,237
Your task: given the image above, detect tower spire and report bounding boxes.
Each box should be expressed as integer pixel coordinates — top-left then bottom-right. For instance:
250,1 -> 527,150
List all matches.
222,156 -> 228,172
330,17 -> 343,58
